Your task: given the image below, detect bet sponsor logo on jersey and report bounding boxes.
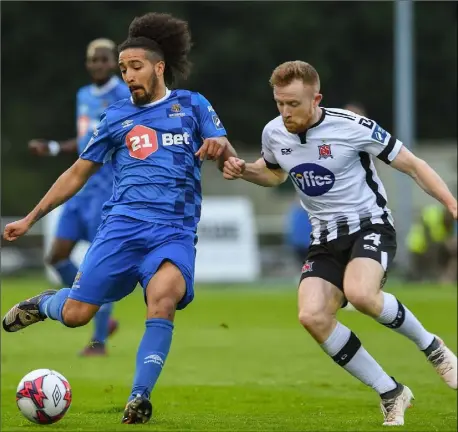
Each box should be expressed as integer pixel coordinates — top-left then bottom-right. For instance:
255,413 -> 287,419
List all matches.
126,125 -> 192,160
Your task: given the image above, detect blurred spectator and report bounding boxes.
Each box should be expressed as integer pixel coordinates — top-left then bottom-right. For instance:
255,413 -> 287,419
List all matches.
406,205 -> 457,283
343,102 -> 367,116
285,199 -> 312,266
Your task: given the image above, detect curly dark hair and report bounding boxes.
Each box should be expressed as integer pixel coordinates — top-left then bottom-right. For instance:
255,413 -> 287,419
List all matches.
118,12 -> 192,87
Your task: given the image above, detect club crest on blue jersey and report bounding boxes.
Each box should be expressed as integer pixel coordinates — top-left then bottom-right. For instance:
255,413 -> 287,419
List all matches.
167,103 -> 185,118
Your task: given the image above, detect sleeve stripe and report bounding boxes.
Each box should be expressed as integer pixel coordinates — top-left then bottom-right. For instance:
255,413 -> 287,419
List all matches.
264,158 -> 281,170
388,139 -> 403,162
377,135 -> 397,164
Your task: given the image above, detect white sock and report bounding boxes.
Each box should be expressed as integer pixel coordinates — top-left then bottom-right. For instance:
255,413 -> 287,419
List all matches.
377,292 -> 435,350
321,322 -> 397,395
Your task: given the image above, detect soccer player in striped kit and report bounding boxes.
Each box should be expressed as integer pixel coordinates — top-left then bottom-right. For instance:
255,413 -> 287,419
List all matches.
223,60 -> 457,427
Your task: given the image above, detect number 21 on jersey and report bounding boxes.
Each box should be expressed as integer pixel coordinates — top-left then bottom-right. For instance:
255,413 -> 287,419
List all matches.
126,125 -> 159,160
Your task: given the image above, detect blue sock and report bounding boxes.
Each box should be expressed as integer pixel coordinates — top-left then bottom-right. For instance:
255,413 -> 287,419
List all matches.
92,303 -> 114,343
38,288 -> 71,325
53,259 -> 78,287
129,318 -> 174,401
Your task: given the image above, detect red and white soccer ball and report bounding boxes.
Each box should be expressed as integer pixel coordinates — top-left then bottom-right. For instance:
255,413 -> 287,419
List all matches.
16,369 -> 72,424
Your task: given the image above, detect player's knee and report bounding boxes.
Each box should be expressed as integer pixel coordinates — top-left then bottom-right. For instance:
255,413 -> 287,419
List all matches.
146,296 -> 177,320
61,301 -> 97,327
344,285 -> 378,313
298,306 -> 332,334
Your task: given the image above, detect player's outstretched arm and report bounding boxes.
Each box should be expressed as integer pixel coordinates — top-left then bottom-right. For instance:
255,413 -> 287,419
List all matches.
195,136 -> 237,167
223,157 -> 288,187
28,138 -> 78,156
391,146 -> 457,219
3,159 -> 100,242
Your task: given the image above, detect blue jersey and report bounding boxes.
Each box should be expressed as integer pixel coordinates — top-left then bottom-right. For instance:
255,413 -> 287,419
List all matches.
80,89 -> 227,232
76,76 -> 130,197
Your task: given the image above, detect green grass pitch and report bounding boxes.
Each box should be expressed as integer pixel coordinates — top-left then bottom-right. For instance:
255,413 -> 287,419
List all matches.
1,276 -> 456,431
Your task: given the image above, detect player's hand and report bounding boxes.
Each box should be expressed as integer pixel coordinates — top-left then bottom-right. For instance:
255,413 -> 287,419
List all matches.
223,157 -> 246,180
195,137 -> 228,161
3,218 -> 31,242
28,139 -> 50,156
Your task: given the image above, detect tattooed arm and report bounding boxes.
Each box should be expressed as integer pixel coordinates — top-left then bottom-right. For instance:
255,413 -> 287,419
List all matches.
3,159 -> 100,241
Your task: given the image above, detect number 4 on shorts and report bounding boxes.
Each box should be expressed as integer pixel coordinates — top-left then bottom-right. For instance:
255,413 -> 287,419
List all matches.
364,233 -> 381,246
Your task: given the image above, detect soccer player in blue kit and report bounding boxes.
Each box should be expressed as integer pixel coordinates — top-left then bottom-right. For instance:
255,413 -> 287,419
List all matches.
28,38 -> 131,356
3,12 -> 237,424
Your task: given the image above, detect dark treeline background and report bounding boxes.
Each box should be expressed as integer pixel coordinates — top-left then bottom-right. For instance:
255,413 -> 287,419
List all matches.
1,1 -> 456,214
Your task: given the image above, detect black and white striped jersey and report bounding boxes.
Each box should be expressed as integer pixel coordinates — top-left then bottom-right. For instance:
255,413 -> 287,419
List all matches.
261,108 -> 403,245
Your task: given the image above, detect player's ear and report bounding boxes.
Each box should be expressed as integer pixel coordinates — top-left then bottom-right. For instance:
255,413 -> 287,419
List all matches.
313,93 -> 323,107
155,61 -> 165,77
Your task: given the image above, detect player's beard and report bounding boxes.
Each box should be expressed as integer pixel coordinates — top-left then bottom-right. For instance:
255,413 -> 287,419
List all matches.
131,72 -> 158,106
284,119 -> 305,134
284,112 -> 313,133
131,87 -> 151,105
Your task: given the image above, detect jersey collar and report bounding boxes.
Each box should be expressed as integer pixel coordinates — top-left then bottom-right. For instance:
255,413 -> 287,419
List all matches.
90,76 -> 120,96
297,107 -> 326,144
131,88 -> 171,107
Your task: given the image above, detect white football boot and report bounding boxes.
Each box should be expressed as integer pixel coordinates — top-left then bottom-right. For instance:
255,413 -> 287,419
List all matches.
427,336 -> 457,390
380,384 -> 414,426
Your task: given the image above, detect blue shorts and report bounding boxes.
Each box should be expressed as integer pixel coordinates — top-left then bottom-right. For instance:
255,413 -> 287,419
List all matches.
56,193 -> 108,243
68,215 -> 197,310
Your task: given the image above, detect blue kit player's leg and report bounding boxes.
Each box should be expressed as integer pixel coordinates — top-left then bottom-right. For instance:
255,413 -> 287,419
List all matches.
2,215 -> 142,339
79,195 -> 119,357
122,223 -> 196,424
50,198 -> 84,286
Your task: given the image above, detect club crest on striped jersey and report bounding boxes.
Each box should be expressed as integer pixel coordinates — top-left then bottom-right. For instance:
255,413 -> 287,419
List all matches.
318,142 -> 333,159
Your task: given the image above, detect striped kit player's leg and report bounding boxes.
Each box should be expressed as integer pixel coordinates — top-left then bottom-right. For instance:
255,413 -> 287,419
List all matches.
345,226 -> 457,392
298,276 -> 413,426
344,261 -> 458,391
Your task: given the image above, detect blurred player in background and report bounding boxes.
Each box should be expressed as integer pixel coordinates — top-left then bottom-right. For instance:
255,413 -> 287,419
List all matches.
343,101 -> 367,117
3,12 -> 237,424
28,39 -> 131,356
223,61 -> 457,427
407,204 -> 457,283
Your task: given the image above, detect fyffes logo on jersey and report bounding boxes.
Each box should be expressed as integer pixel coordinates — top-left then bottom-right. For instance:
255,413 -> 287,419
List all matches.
289,163 -> 335,196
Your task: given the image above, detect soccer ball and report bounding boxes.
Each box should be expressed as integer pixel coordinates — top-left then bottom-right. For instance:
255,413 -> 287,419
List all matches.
16,369 -> 72,424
